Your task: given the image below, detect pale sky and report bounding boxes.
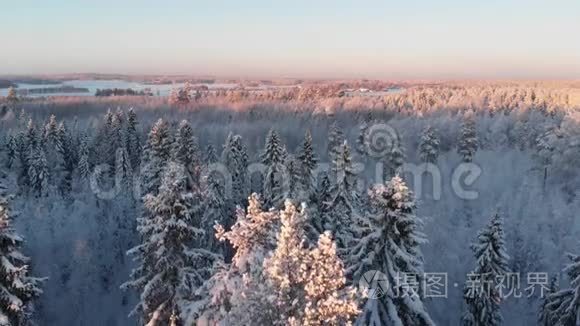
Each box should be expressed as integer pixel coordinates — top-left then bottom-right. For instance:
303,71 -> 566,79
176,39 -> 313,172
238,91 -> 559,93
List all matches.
1,0 -> 579,79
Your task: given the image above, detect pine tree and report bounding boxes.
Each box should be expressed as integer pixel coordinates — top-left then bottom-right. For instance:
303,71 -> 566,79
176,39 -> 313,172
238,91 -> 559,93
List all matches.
6,87 -> 18,107
461,212 -> 510,326
535,126 -> 558,187
356,113 -> 374,157
0,176 -> 44,325
542,253 -> 580,326
56,122 -> 76,195
172,120 -> 201,190
301,231 -> 359,325
263,201 -> 359,325
263,201 -> 309,323
221,133 -> 249,209
538,276 -> 558,326
43,115 -> 66,189
114,107 -> 125,126
348,175 -> 434,326
328,121 -> 345,160
25,121 -> 49,197
115,146 -> 133,194
126,108 -> 142,170
261,129 -> 286,166
325,141 -> 358,250
77,134 -> 90,184
141,119 -> 173,196
285,154 -> 302,203
201,170 -> 228,253
5,135 -> 17,169
512,120 -> 530,151
457,113 -> 479,163
261,129 -> 287,209
43,115 -> 58,148
92,109 -> 115,166
197,194 -> 280,325
169,83 -> 194,106
17,120 -> 37,187
27,143 -> 49,197
419,126 -> 440,164
123,163 -> 217,325
108,114 -> 125,169
200,198 -> 358,326
204,144 -> 218,164
312,172 -> 332,235
24,120 -> 39,155
296,130 -> 318,203
383,133 -> 406,179
356,119 -> 370,157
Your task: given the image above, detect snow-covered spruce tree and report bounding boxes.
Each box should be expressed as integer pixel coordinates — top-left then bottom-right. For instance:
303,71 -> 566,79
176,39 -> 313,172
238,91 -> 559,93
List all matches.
312,172 -> 332,235
461,212 -> 510,326
263,200 -> 309,323
356,118 -> 370,158
114,107 -> 125,126
123,163 -> 217,325
172,120 -> 201,190
512,119 -> 531,151
542,253 -> 580,326
325,141 -> 359,250
194,194 -> 280,325
140,119 -> 173,196
200,169 -> 228,253
5,135 -> 17,169
198,198 -> 358,326
260,129 -> 288,209
419,125 -> 440,164
43,115 -> 58,142
534,126 -> 559,187
301,231 -> 359,325
0,177 -> 44,325
296,130 -> 318,204
328,121 -> 345,160
91,109 -> 115,166
286,154 -> 303,204
348,175 -> 434,326
109,113 -> 125,167
383,133 -> 406,180
19,120 -> 39,188
457,113 -> 478,163
169,85 -> 192,106
115,146 -> 133,194
42,115 -> 60,171
221,133 -> 249,210
55,122 -> 76,195
5,87 -> 18,107
126,108 -> 142,170
264,202 -> 359,325
77,134 -> 91,185
538,276 -> 558,326
26,132 -> 49,197
203,144 -> 218,165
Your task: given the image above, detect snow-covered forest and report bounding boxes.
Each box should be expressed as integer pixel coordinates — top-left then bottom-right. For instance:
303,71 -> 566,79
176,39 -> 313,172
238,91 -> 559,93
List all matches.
1,82 -> 580,325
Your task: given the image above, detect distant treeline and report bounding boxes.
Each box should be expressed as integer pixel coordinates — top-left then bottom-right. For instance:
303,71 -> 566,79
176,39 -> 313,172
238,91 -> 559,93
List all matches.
95,88 -> 153,97
0,80 -> 17,89
17,86 -> 89,95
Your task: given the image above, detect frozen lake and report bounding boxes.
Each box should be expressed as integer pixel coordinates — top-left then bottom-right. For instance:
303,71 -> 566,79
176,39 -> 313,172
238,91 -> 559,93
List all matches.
0,80 -> 406,98
0,80 -> 239,97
